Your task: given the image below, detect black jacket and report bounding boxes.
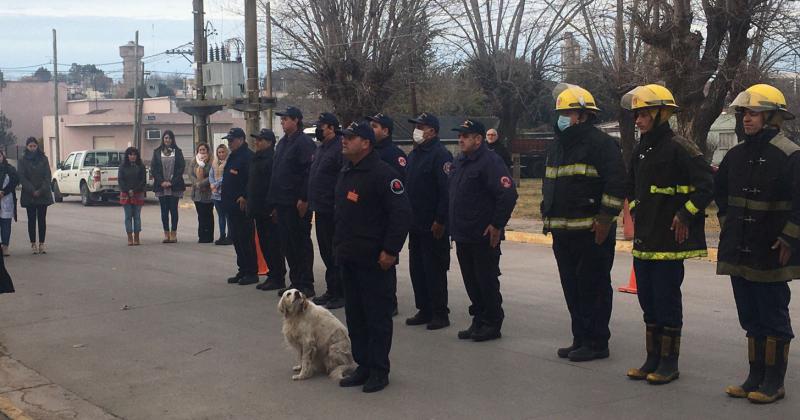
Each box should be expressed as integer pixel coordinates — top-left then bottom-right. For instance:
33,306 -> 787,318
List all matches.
334,151 -> 411,266
626,123 -> 713,260
269,130 -> 316,207
449,142 -> 518,243
406,137 -> 453,232
308,136 -> 343,214
222,145 -> 253,210
18,151 -> 53,207
541,122 -> 626,232
715,129 -> 800,282
118,163 -> 147,193
375,136 -> 407,181
151,146 -> 186,193
488,139 -> 512,168
247,147 -> 275,218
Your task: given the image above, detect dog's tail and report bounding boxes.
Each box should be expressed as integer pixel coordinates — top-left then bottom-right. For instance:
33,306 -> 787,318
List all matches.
329,363 -> 357,381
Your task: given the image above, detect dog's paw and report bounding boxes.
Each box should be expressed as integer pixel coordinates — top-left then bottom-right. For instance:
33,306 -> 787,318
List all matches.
292,372 -> 311,380
292,365 -> 301,372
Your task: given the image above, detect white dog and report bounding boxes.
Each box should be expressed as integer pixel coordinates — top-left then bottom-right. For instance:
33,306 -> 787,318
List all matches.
278,289 -> 356,380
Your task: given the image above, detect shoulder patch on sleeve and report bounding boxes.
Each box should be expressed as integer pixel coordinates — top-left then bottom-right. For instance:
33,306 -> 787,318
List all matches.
769,134 -> 800,157
500,176 -> 513,189
443,161 -> 453,175
390,178 -> 405,194
398,156 -> 407,167
671,134 -> 704,158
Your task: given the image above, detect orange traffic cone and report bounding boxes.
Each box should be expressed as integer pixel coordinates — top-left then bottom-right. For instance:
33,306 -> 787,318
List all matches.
618,264 -> 637,294
254,230 -> 269,276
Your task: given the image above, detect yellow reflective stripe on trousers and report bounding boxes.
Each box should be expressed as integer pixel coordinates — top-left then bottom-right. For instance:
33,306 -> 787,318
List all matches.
543,217 -> 595,230
684,200 -> 700,215
728,196 -> 791,211
649,185 -> 696,195
783,221 -> 800,239
545,164 -> 599,179
601,194 -> 624,210
631,249 -> 708,260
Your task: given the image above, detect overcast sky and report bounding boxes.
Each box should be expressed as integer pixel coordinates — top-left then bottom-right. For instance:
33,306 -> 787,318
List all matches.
0,0 -> 248,80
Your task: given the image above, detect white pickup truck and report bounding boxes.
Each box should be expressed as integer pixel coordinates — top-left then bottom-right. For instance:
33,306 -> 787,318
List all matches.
52,149 -> 149,206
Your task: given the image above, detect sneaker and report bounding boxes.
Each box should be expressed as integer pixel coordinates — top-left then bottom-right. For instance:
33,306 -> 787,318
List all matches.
38,243 -> 46,254
325,296 -> 345,310
31,243 -> 39,255
405,311 -> 431,326
2,245 -> 9,257
238,274 -> 259,286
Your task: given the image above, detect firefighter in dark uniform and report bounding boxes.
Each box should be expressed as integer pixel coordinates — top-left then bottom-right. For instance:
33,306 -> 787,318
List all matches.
405,112 -> 453,330
621,84 -> 714,384
368,112 -> 408,316
542,84 -> 626,361
449,119 -> 518,341
221,128 -> 258,286
248,128 -> 287,291
716,84 -> 797,404
270,107 -> 317,297
335,121 -> 411,393
308,112 -> 345,309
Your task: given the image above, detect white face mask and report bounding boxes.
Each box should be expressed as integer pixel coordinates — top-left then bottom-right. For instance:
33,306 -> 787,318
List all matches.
413,128 -> 426,144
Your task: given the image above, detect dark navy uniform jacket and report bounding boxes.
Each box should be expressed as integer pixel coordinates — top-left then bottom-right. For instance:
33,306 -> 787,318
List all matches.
268,130 -> 316,207
448,142 -> 518,243
308,135 -> 343,214
375,136 -> 407,181
221,145 -> 254,211
406,137 -> 453,232
334,150 -> 412,266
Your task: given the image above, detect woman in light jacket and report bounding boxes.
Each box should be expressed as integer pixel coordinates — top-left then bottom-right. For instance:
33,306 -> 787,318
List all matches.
150,130 -> 186,243
209,144 -> 231,245
18,137 -> 53,254
189,143 -> 214,243
0,150 -> 18,256
118,147 -> 147,245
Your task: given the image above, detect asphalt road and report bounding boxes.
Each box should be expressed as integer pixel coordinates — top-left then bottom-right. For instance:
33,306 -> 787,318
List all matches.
0,197 -> 798,419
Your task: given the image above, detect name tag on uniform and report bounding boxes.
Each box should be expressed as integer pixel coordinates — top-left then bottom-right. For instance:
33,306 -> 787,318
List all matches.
347,190 -> 359,203
229,169 -> 239,175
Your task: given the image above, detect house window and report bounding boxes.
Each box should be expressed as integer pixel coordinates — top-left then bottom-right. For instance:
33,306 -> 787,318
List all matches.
718,132 -> 736,150
146,129 -> 162,141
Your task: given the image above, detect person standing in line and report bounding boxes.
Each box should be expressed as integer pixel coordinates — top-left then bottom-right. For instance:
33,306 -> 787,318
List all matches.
486,128 -> 512,169
18,137 -> 53,255
189,143 -> 215,243
0,150 -> 18,256
222,128 -> 258,286
151,130 -> 186,244
118,147 -> 147,246
210,144 -> 232,245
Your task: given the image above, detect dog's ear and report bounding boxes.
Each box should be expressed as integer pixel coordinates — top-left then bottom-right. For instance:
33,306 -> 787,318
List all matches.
277,296 -> 287,315
301,298 -> 309,313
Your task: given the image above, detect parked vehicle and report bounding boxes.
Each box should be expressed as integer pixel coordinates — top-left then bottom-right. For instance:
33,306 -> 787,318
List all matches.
52,150 -> 151,206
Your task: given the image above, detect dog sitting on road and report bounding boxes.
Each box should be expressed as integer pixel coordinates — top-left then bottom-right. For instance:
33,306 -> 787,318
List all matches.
278,289 -> 356,380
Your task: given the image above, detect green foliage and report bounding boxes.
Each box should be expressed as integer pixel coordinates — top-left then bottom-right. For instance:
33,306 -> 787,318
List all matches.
0,112 -> 17,148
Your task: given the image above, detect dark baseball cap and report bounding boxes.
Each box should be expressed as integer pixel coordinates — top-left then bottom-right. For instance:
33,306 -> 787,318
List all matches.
451,119 -> 487,136
251,128 -> 276,142
408,112 -> 439,131
366,112 -> 394,132
275,106 -> 303,119
222,127 -> 246,140
340,121 -> 376,144
314,112 -> 340,128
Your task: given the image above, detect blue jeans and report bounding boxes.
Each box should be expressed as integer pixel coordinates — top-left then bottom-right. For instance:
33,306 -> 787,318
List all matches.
159,196 -> 179,231
213,200 -> 228,238
123,204 -> 142,233
0,218 -> 11,246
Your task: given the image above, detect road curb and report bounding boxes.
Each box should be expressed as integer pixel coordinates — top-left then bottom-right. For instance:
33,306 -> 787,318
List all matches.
505,230 -> 718,262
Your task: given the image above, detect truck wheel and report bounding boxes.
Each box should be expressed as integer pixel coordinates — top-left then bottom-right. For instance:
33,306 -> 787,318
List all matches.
80,182 -> 93,206
52,181 -> 64,203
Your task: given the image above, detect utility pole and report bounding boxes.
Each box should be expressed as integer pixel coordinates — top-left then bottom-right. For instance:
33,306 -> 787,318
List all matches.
265,0 -> 273,130
52,29 -> 60,163
193,0 -> 208,147
136,62 -> 145,150
132,31 -> 140,149
244,0 -> 260,147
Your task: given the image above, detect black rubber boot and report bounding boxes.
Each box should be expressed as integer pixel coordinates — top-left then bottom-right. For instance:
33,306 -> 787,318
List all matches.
627,324 -> 661,380
558,338 -> 582,359
647,326 -> 681,384
748,337 -> 790,404
726,337 -> 765,398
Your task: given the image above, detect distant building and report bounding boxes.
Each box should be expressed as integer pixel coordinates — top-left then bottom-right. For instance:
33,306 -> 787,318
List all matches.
0,80 -> 68,147
119,41 -> 145,94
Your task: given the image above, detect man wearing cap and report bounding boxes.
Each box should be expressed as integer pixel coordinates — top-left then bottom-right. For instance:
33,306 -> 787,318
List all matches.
449,119 -> 518,342
405,112 -> 453,330
248,128 -> 287,291
308,112 -> 345,309
368,112 -> 408,316
222,127 -> 258,286
270,106 -> 317,297
335,121 -> 411,393
543,83 -> 626,362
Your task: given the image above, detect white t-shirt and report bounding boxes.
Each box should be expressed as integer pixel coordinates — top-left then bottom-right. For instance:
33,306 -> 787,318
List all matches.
0,175 -> 13,219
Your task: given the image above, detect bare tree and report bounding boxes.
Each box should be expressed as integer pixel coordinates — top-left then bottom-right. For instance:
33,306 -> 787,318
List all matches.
265,0 -> 434,123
